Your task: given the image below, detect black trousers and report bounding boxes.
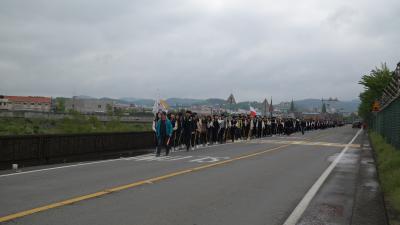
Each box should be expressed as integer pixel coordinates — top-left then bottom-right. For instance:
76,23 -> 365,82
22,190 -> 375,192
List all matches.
236,127 -> 242,139
272,125 -> 277,135
156,136 -> 170,156
218,128 -> 225,143
230,127 -> 236,142
212,128 -> 218,143
184,133 -> 191,150
191,133 -> 196,147
207,128 -> 213,144
199,132 -> 207,145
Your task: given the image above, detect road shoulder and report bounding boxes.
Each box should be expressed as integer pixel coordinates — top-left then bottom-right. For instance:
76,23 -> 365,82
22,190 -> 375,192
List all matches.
296,129 -> 388,225
351,131 -> 388,225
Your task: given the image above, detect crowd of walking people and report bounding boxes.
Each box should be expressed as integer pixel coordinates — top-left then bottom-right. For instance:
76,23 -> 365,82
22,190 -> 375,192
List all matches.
153,110 -> 341,157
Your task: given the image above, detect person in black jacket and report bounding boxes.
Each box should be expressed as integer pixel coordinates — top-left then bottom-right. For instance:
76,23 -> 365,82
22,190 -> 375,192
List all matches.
190,113 -> 197,150
230,116 -> 237,142
206,116 -> 213,145
182,111 -> 193,151
212,115 -> 220,144
301,119 -> 306,135
257,117 -> 263,138
271,119 -> 277,135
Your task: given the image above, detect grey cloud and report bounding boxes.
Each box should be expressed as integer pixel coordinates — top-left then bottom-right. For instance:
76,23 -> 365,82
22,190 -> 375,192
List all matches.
1,0 -> 399,102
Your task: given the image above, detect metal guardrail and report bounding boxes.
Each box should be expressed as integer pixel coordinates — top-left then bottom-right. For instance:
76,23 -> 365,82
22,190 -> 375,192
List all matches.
379,62 -> 400,110
0,131 -> 155,169
371,62 -> 400,150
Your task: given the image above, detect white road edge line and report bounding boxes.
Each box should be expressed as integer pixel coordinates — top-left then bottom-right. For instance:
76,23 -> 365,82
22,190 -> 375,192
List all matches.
282,128 -> 363,225
0,155 -> 146,178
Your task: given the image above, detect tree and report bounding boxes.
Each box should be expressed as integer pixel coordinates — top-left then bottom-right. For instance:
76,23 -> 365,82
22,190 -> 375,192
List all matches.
358,63 -> 393,121
106,104 -> 114,116
321,103 -> 327,113
289,99 -> 295,113
55,98 -> 66,113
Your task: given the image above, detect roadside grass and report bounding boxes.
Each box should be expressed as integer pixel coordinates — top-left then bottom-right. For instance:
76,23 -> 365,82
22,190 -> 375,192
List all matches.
0,117 -> 151,136
370,131 -> 400,223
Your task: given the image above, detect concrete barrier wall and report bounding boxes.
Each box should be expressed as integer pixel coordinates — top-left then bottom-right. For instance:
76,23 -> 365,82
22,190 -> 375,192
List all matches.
0,131 -> 155,169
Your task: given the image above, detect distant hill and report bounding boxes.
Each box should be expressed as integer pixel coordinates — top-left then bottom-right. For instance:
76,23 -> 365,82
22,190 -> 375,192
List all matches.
204,98 -> 227,106
115,97 -> 360,112
166,98 -> 205,107
119,97 -> 155,106
74,95 -> 95,99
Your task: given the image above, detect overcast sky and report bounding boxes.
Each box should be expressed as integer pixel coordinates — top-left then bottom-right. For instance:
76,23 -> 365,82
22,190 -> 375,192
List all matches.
1,0 -> 399,102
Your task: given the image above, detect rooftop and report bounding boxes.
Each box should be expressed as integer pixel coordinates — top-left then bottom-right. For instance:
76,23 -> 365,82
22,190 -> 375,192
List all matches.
6,96 -> 52,104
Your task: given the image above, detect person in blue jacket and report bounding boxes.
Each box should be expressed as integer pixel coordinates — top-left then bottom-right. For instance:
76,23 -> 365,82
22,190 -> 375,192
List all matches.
156,111 -> 173,156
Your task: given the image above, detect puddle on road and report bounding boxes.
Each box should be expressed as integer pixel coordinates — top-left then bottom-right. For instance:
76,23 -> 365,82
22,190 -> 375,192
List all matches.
361,159 -> 374,165
363,180 -> 379,192
327,152 -> 358,164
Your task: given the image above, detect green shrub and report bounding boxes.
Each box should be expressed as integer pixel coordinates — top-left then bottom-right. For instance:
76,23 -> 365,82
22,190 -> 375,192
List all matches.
371,131 -> 400,213
0,117 -> 151,136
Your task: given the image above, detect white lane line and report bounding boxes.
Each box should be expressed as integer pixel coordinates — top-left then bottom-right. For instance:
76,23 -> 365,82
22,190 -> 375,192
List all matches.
0,158 -> 125,178
167,156 -> 193,161
282,128 -> 363,225
0,153 -> 154,178
133,156 -> 163,161
123,154 -> 154,160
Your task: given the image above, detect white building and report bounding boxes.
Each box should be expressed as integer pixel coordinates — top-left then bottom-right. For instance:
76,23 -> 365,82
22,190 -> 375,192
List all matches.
65,97 -> 115,114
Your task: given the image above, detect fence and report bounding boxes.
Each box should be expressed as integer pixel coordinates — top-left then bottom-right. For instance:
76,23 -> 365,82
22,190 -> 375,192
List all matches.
370,62 -> 400,150
0,131 -> 155,169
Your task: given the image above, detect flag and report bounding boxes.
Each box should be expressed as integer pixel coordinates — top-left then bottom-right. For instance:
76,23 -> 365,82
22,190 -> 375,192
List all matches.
152,99 -> 160,115
249,106 -> 257,117
152,99 -> 169,115
159,99 -> 169,110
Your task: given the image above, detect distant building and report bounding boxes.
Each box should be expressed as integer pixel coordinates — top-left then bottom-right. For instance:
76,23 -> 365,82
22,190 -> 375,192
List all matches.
302,112 -> 321,120
65,97 -> 115,114
237,108 -> 248,114
189,104 -> 229,115
0,96 -> 11,110
275,101 -> 291,113
190,105 -> 214,115
113,103 -> 137,111
0,95 -> 52,112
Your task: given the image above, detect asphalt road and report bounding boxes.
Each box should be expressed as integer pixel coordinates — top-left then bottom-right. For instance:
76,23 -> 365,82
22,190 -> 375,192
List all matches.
0,126 -> 363,225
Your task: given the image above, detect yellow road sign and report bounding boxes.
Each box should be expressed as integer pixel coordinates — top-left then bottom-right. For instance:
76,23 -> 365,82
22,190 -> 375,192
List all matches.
372,100 -> 380,112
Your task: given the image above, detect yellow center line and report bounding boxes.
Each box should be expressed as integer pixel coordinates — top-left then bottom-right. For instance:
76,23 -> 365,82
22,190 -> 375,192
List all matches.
0,130 -> 333,223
